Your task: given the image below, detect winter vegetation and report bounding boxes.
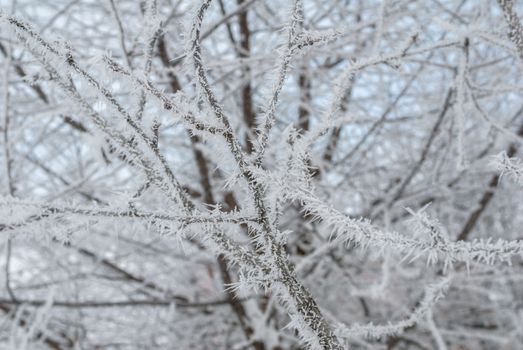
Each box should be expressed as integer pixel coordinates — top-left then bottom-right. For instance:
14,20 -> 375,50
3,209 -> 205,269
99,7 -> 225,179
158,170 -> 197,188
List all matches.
1,0 -> 523,349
